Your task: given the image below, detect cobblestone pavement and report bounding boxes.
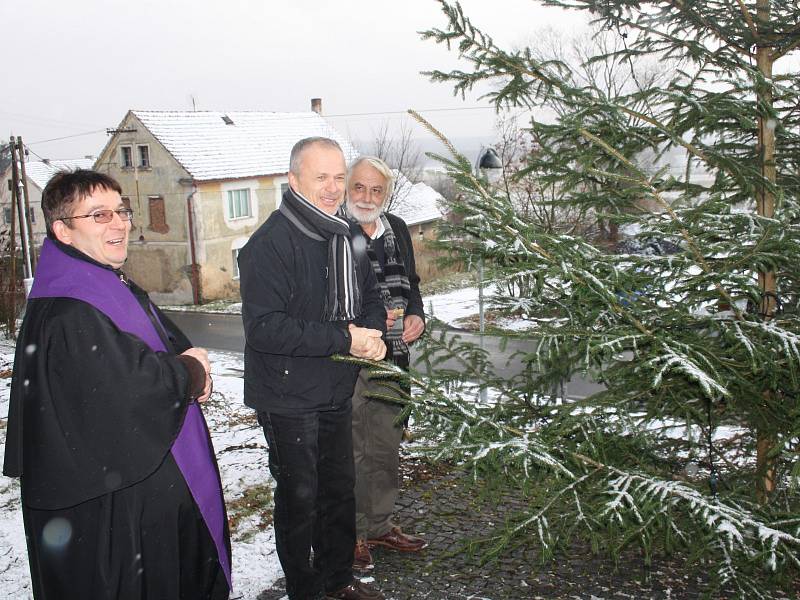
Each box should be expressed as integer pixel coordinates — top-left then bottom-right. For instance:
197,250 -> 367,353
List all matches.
256,452 -> 795,600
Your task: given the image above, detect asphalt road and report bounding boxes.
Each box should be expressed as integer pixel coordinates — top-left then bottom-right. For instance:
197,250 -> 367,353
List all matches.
164,310 -> 604,400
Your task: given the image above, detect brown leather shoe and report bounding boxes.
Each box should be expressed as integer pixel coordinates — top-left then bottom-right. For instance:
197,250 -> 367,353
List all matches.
353,539 -> 374,572
366,526 -> 427,552
326,578 -> 384,600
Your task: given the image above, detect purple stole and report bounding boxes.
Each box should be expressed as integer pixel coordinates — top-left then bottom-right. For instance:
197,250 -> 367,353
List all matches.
29,238 -> 232,590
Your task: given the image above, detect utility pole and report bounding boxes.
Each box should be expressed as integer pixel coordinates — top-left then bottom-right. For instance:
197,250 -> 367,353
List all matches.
9,137 -> 32,282
16,136 -> 36,273
6,177 -> 17,337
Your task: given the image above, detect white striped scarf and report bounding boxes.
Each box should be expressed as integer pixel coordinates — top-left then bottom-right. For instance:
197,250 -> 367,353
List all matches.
366,214 -> 411,363
279,186 -> 361,321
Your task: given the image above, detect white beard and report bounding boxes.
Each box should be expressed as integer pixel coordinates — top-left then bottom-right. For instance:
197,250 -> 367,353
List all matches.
346,199 -> 383,224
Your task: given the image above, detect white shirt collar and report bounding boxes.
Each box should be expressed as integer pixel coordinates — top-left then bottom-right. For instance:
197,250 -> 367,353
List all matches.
368,217 -> 385,240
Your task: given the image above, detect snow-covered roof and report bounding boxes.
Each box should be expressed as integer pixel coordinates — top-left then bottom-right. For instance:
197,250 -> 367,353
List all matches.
130,110 -> 360,182
388,171 -> 446,226
23,158 -> 95,190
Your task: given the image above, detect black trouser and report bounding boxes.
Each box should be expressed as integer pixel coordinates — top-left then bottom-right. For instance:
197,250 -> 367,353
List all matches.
258,405 -> 355,600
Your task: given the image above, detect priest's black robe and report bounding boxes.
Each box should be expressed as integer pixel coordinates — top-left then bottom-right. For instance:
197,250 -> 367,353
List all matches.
3,252 -> 229,599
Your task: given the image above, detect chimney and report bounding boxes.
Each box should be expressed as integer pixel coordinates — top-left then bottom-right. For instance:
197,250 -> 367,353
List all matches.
311,98 -> 322,115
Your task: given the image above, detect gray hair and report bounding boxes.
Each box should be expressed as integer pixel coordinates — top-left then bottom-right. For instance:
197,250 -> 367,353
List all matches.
347,156 -> 395,206
289,137 -> 343,175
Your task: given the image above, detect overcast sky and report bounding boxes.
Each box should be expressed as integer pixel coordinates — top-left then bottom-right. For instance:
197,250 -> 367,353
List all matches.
1,0 -> 587,162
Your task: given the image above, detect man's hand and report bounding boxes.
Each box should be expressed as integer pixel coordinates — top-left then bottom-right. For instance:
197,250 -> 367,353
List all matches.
348,324 -> 387,361
181,347 -> 213,402
401,314 -> 425,344
196,372 -> 213,403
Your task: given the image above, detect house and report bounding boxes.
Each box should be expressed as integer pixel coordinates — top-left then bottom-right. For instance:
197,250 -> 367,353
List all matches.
94,105 -> 359,304
388,171 -> 448,279
1,157 -> 94,251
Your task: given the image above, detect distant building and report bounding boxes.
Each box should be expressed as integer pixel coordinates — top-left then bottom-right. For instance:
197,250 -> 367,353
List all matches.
1,158 -> 94,251
388,171 -> 448,279
94,104 -> 359,304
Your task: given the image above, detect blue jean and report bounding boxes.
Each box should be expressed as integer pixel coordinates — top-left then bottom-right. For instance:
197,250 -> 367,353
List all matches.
258,406 -> 355,600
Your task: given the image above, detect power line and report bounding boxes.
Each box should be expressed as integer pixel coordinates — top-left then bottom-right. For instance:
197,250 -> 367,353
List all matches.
0,109 -> 103,130
27,129 -> 107,144
20,105 -> 501,146
12,141 -> 91,164
22,145 -> 47,161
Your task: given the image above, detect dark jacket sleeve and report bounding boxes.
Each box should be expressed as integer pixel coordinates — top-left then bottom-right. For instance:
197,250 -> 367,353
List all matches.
130,287 -> 204,397
239,225 -> 353,357
388,214 -> 425,324
3,298 -> 194,509
153,305 -> 194,353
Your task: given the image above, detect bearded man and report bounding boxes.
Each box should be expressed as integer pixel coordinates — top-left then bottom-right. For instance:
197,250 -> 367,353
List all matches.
345,156 -> 427,572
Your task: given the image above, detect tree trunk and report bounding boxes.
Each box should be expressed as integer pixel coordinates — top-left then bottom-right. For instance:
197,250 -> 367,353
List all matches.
754,0 -> 777,504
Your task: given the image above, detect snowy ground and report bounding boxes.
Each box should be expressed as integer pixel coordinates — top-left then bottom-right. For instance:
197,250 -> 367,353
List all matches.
0,287 -> 769,599
0,340 -> 284,600
0,287 -> 492,600
8,285 -> 722,599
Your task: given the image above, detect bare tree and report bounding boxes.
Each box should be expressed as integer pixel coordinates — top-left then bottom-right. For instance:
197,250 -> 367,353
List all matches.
494,115 -> 599,238
371,120 -> 424,211
500,26 -> 674,244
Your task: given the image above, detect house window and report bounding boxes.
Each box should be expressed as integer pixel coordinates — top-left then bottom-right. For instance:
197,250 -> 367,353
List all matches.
227,189 -> 251,219
148,195 -> 169,234
3,207 -> 34,223
120,145 -> 133,168
137,145 -> 150,168
232,248 -> 241,279
418,225 -> 425,239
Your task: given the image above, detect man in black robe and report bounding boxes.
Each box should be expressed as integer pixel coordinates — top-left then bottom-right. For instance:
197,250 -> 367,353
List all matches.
2,169 -> 231,599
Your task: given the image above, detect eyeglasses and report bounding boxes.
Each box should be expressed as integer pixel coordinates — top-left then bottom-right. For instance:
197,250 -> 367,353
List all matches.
61,208 -> 134,224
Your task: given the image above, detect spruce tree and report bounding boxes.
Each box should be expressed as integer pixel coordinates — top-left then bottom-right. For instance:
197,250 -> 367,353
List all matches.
400,1 -> 800,596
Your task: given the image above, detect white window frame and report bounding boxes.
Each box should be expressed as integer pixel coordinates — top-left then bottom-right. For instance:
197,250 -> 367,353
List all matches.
137,144 -> 150,168
274,177 -> 289,210
231,237 -> 248,280
232,247 -> 241,279
227,188 -> 252,220
120,145 -> 133,168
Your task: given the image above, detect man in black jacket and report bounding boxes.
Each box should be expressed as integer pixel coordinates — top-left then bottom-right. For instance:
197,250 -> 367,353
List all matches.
345,157 -> 427,572
238,138 -> 387,600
